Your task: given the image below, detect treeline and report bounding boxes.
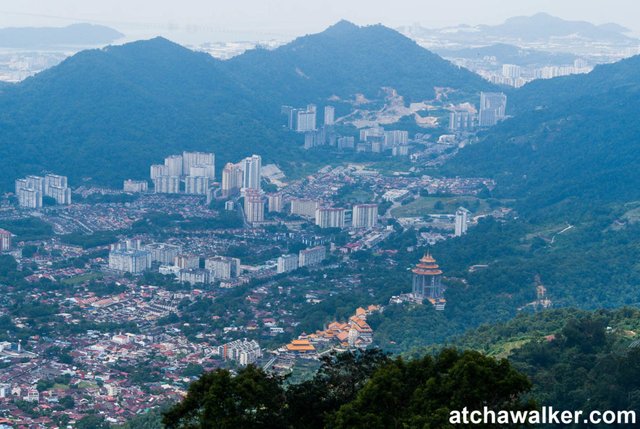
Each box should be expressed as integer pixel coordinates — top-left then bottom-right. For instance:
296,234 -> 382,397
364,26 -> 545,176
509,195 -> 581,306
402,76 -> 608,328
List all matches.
162,348 -> 531,429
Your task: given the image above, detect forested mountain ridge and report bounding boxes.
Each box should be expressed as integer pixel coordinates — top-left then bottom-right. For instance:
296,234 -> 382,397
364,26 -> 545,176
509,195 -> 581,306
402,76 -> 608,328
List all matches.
0,37 -> 286,189
0,21 -> 493,191
446,54 -> 640,218
225,20 -> 494,106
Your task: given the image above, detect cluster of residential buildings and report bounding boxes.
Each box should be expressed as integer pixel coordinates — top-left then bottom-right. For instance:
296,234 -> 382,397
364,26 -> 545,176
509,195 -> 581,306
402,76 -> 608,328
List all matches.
449,92 -> 507,132
147,151 -> 216,196
108,239 -> 244,286
276,245 -> 326,273
482,60 -> 592,88
14,173 -> 71,208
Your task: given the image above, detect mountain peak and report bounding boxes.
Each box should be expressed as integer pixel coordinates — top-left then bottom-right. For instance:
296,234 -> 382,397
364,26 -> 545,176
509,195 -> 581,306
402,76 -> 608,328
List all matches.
322,20 -> 360,35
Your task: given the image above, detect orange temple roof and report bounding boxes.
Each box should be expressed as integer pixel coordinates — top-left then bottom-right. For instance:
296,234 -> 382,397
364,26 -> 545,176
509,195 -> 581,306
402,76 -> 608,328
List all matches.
286,339 -> 316,352
412,252 -> 443,275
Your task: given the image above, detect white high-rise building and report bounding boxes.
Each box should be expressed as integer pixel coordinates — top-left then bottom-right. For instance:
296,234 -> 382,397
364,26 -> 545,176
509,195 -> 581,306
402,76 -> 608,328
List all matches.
241,155 -> 262,191
267,193 -> 283,213
337,137 -> 355,150
324,106 -> 335,126
189,165 -> 214,178
449,111 -> 474,132
502,64 -> 521,78
173,254 -> 200,270
479,92 -> 507,127
47,186 -> 72,205
25,175 -> 45,193
38,174 -> 72,205
44,174 -> 67,190
290,198 -> 319,218
383,130 -> 408,147
454,207 -> 469,237
185,175 -> 209,195
150,164 -> 169,180
179,268 -> 211,285
217,339 -> 262,366
183,151 -> 215,179
277,254 -> 299,273
299,246 -> 326,267
124,180 -> 148,193
0,229 -> 11,251
164,155 -> 183,177
359,127 -> 384,142
108,249 -> 151,273
315,207 -> 346,228
175,254 -> 200,269
221,163 -> 243,196
154,176 -> 180,194
17,187 -> 42,209
244,190 -> 264,224
352,204 -> 378,228
15,179 -> 27,196
296,110 -> 317,132
145,243 -> 182,265
205,256 -> 241,280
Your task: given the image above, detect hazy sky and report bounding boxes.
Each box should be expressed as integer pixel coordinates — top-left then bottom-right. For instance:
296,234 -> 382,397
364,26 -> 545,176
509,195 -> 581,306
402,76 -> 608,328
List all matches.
1,0 -> 638,44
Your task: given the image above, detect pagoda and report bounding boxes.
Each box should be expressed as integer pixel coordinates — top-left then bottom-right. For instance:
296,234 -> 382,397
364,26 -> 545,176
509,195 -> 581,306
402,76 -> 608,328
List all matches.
411,252 -> 446,310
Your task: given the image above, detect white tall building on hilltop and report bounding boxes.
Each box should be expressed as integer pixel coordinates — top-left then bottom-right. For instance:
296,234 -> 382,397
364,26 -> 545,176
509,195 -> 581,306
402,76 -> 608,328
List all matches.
478,92 -> 507,127
454,207 -> 469,237
241,155 -> 262,191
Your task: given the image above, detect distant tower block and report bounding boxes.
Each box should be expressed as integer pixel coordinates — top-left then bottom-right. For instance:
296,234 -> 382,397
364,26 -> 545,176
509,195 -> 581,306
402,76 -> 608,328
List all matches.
411,252 -> 446,310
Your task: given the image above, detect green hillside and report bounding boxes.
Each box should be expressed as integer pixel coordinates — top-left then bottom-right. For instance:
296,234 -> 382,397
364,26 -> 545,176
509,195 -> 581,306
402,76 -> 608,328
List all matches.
0,22 -> 493,191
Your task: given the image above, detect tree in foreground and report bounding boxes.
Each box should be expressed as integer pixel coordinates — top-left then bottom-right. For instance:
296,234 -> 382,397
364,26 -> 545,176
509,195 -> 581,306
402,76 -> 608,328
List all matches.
163,348 -> 531,429
331,349 -> 533,429
162,365 -> 286,429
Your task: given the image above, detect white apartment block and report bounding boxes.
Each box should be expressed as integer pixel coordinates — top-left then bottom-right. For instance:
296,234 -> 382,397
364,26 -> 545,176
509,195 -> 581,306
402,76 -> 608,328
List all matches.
145,243 -> 182,265
185,175 -> 209,195
267,193 -> 283,213
175,254 -> 200,269
154,176 -> 180,194
216,339 -> 262,366
108,249 -> 151,274
241,155 -> 262,191
290,198 -> 319,218
179,268 -> 211,285
150,164 -> 169,180
0,229 -> 11,251
455,207 -> 469,237
205,256 -> 241,280
183,151 -> 215,179
352,204 -> 378,228
164,155 -> 183,177
315,207 -> 346,228
299,246 -> 326,267
221,162 -> 243,196
244,190 -> 264,223
277,254 -> 299,274
123,179 -> 148,193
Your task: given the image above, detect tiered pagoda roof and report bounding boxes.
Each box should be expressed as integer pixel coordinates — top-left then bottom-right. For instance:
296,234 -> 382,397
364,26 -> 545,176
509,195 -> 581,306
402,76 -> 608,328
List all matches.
411,252 -> 443,276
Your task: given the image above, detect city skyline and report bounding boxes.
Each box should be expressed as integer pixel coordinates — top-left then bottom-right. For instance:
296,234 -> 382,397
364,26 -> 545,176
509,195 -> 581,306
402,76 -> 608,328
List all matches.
1,0 -> 639,44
